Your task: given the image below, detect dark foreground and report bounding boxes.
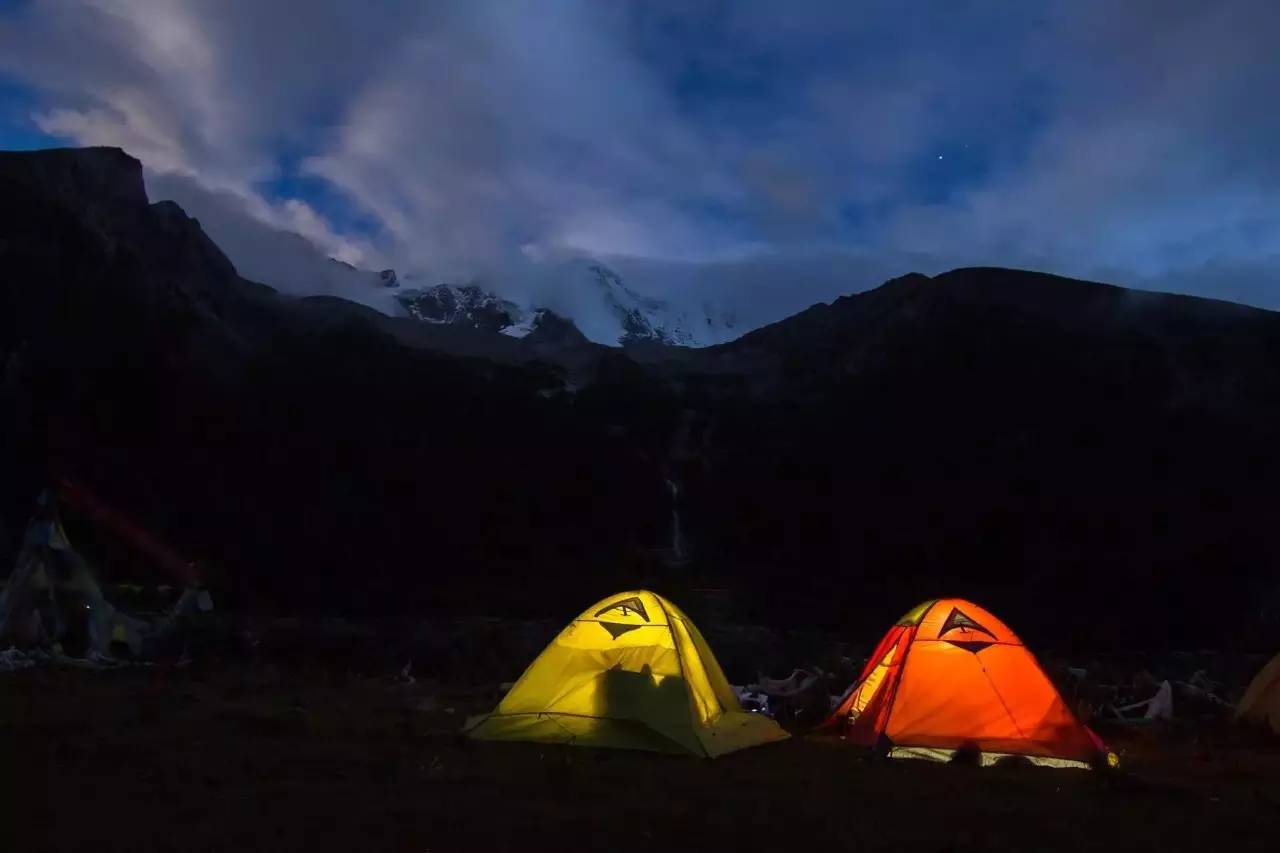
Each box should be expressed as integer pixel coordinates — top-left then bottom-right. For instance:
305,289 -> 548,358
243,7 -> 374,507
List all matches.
3,665 -> 1279,852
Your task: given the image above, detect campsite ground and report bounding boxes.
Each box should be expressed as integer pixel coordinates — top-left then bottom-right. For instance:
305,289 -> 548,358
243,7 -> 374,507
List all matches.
3,664 -> 1279,852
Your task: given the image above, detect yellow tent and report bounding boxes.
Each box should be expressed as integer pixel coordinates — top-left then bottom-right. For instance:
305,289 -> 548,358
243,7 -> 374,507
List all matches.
1237,652 -> 1280,734
464,590 -> 789,757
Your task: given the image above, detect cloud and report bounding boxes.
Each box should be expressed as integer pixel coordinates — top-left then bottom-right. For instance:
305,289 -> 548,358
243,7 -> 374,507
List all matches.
877,0 -> 1280,285
144,171 -> 398,313
604,249 -> 944,333
1,0 -> 1278,314
0,0 -> 385,259
297,1 -> 760,272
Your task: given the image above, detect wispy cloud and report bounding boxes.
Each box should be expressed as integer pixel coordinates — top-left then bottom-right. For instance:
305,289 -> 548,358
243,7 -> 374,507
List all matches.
1,0 -> 1277,313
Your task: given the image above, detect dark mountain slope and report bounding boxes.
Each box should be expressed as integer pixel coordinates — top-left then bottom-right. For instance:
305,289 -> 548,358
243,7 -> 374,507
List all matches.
0,148 -> 669,615
670,268 -> 1280,645
4,147 -> 1280,649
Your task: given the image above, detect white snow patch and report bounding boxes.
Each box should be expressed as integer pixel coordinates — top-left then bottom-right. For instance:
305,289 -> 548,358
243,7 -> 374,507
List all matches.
499,311 -> 539,338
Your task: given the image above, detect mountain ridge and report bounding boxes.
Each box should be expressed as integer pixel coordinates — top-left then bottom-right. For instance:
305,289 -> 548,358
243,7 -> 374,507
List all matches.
146,166 -> 739,348
5,146 -> 1280,647
387,261 -> 736,348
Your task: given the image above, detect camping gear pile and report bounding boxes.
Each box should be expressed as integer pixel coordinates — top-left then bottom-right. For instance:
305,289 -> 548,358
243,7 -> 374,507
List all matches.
1047,651 -> 1263,736
742,668 -> 834,726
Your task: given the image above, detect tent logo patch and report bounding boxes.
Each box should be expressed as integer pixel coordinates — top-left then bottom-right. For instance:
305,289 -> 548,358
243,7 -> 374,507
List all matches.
939,607 -> 996,641
595,596 -> 649,622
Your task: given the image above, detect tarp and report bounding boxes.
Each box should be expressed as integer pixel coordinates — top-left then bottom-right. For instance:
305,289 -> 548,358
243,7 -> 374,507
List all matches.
822,598 -> 1108,768
465,590 -> 789,757
1113,680 -> 1174,723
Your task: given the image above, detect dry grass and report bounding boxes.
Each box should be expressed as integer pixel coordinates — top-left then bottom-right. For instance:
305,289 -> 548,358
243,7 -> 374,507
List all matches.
3,664 -> 1278,852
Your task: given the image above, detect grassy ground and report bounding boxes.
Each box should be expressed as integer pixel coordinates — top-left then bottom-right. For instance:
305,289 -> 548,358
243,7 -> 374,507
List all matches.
3,663 -> 1279,852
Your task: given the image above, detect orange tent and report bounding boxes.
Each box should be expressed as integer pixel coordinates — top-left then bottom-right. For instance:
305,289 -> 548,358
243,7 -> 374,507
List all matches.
822,598 -> 1110,768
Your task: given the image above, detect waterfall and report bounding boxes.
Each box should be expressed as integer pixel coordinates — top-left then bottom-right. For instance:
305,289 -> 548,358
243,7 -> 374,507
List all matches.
666,478 -> 687,565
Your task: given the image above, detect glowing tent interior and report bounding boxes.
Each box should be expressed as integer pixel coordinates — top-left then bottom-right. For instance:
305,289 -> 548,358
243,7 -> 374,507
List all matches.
821,598 -> 1110,768
1237,652 -> 1280,734
464,590 -> 789,757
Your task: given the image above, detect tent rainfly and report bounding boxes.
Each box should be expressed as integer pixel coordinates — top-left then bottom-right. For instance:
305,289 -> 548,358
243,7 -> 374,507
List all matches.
465,590 -> 789,757
822,598 -> 1113,769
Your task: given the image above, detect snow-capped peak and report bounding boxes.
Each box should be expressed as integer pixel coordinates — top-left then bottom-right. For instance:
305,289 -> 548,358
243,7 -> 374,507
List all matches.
392,260 -> 736,347
142,171 -> 738,347
580,261 -> 735,346
396,283 -> 530,335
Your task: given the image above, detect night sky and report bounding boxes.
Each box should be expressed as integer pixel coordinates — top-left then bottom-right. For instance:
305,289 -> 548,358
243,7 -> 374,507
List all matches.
1,0 -> 1277,314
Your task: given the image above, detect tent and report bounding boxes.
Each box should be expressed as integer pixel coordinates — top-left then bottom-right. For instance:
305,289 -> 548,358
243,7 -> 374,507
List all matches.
821,598 -> 1110,768
0,488 -> 210,658
1237,653 -> 1280,734
0,490 -> 146,655
465,590 -> 789,757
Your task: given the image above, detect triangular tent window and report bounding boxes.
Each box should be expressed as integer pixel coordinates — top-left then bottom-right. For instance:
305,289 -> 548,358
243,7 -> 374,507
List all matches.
595,595 -> 649,622
939,607 -> 996,640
